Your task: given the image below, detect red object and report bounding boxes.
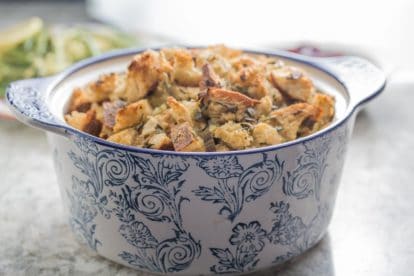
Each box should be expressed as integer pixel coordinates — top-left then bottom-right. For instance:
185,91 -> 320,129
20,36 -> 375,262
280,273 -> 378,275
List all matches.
288,45 -> 343,57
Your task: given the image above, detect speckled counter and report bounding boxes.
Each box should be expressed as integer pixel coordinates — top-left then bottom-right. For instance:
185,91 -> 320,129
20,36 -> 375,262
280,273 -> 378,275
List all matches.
0,2 -> 413,276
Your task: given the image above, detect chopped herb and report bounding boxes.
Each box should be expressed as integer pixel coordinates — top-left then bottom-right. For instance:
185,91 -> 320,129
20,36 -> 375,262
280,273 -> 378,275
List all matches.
301,117 -> 316,129
227,105 -> 238,113
244,117 -> 256,123
135,122 -> 144,132
241,122 -> 253,130
155,125 -> 164,134
200,128 -> 216,152
234,86 -> 249,94
246,107 -> 256,117
200,104 -> 208,114
143,143 -> 154,148
162,81 -> 171,93
194,111 -> 204,121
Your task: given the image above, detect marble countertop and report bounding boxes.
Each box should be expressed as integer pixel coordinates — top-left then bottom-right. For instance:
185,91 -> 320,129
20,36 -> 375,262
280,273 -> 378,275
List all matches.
1,2 -> 414,276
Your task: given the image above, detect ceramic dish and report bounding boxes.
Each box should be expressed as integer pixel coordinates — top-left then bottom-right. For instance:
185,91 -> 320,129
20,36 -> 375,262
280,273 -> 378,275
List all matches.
6,47 -> 385,275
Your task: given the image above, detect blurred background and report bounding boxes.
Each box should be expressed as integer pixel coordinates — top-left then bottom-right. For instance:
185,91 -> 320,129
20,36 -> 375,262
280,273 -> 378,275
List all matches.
87,0 -> 414,73
0,1 -> 413,276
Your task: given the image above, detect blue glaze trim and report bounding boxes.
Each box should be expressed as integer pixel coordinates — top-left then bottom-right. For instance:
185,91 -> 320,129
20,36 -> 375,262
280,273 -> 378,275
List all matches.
6,46 -> 386,157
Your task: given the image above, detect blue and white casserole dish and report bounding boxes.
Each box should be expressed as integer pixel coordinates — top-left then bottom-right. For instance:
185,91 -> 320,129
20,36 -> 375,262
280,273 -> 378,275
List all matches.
6,47 -> 386,275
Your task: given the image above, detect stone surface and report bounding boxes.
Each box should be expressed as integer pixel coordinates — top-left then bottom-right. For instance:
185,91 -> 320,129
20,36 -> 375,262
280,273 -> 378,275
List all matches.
0,2 -> 413,276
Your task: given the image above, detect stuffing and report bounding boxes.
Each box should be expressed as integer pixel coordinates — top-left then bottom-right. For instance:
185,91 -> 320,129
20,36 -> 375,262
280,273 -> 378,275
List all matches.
230,66 -> 282,101
107,128 -> 139,146
256,95 -> 273,117
65,45 -> 335,151
252,122 -> 284,146
169,85 -> 200,101
202,88 -> 260,124
113,99 -> 152,132
207,87 -> 260,107
200,63 -> 222,91
124,50 -> 172,103
310,93 -> 335,127
213,121 -> 253,149
140,116 -> 159,137
67,88 -> 92,112
88,73 -> 119,102
270,67 -> 315,102
269,103 -> 320,140
102,100 -> 126,128
162,48 -> 201,86
147,133 -> 173,150
170,122 -> 205,152
65,110 -> 102,136
166,96 -> 193,125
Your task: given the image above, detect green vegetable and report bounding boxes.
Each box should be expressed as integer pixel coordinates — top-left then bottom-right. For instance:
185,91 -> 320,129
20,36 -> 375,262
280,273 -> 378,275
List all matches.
0,18 -> 137,97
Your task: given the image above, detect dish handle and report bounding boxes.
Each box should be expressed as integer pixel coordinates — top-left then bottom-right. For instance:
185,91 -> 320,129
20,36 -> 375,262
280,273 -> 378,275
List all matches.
315,56 -> 387,107
6,77 -> 67,136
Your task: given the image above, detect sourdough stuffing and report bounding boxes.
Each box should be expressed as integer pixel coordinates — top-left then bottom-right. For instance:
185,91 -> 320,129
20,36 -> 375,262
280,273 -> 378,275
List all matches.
65,45 -> 335,152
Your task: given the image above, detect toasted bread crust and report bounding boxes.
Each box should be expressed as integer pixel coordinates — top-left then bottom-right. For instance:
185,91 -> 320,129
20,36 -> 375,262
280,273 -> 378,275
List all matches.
171,122 -> 205,152
113,100 -> 152,132
207,88 -> 260,107
269,103 -> 320,140
270,67 -> 315,102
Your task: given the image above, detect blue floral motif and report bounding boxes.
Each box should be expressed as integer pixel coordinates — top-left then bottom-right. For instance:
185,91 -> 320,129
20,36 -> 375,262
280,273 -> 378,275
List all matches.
120,221 -> 158,248
124,155 -> 191,225
67,137 -> 201,273
210,221 -> 267,274
198,156 -> 243,179
67,135 -> 331,274
67,139 -> 112,219
118,251 -> 161,272
7,84 -> 57,123
283,135 -> 331,200
268,202 -> 306,246
194,154 -> 283,221
66,176 -> 101,250
111,154 -> 201,273
109,190 -> 135,223
155,231 -> 201,273
268,201 -> 329,263
160,155 -> 190,172
210,201 -> 329,270
230,221 -> 267,252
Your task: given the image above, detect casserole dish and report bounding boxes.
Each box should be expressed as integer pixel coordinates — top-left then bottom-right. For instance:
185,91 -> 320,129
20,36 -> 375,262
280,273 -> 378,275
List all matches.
6,47 -> 386,275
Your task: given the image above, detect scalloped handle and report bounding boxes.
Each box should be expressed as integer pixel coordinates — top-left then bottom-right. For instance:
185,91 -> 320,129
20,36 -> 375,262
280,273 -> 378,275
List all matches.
315,56 -> 386,107
6,77 -> 67,135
